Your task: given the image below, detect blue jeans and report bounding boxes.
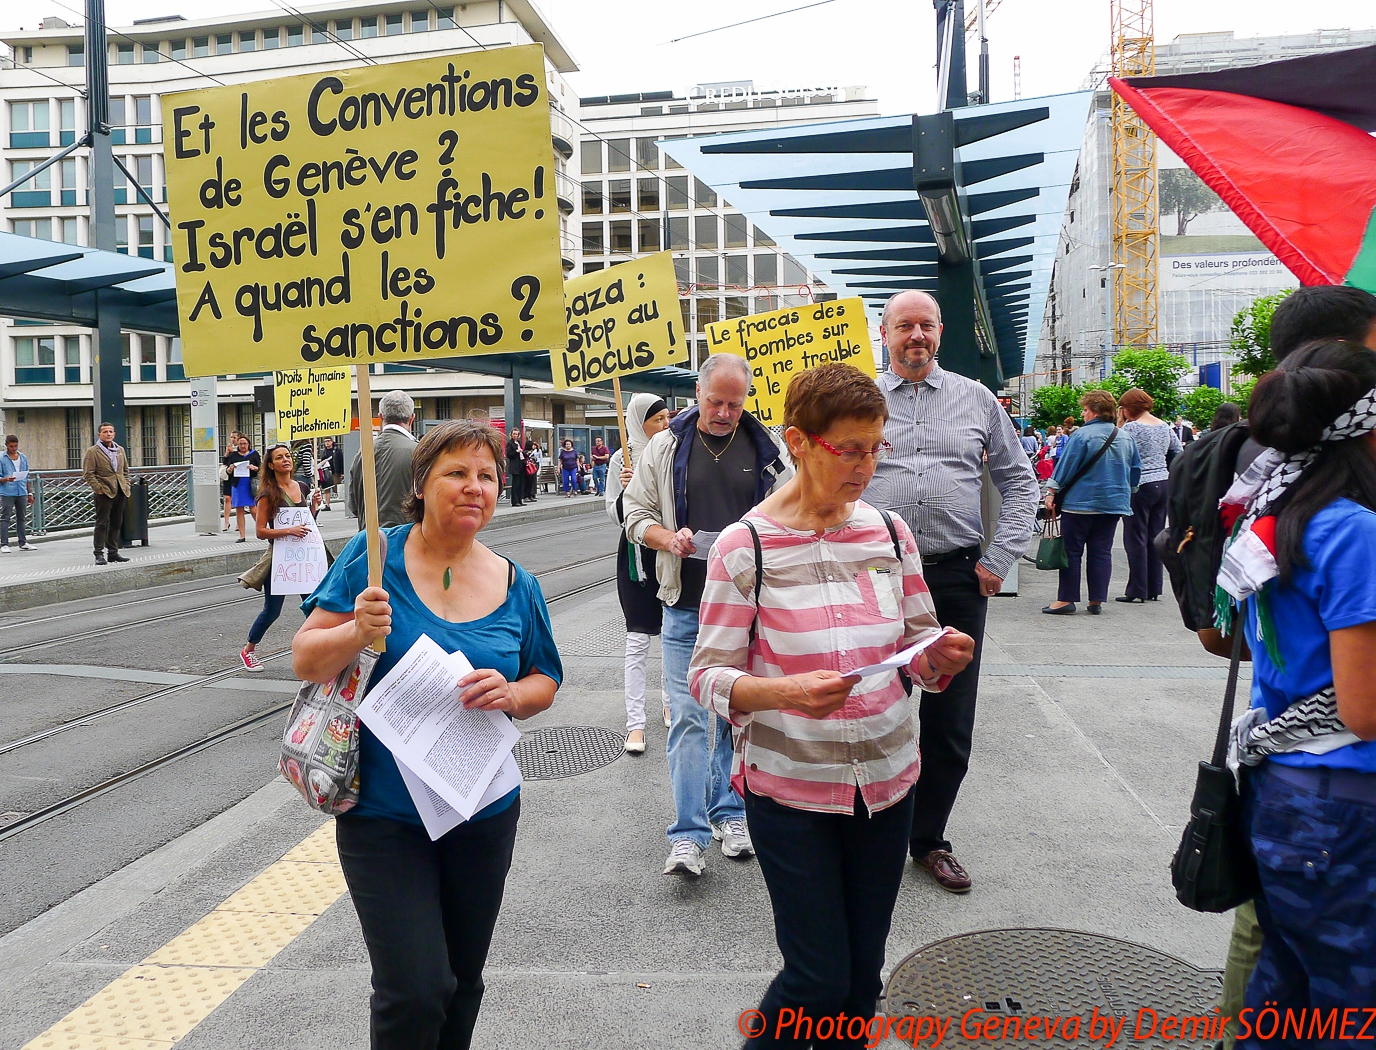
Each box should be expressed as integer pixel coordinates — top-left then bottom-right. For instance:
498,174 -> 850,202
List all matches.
661,604 -> 743,847
248,577 -> 286,645
1241,761 -> 1376,1044
593,463 -> 607,495
560,468 -> 577,494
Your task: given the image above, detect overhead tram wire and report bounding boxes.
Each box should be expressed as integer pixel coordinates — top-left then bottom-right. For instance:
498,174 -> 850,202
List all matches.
41,0 -> 227,87
664,0 -> 843,44
266,0 -> 379,67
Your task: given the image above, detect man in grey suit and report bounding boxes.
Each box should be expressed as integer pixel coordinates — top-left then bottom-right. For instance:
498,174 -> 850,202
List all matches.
348,390 -> 417,529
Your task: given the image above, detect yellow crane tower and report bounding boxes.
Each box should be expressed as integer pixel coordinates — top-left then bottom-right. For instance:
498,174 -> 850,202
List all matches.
1110,0 -> 1159,349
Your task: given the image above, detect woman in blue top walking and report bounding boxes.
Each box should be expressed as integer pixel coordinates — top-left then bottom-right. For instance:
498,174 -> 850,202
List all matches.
1042,389 -> 1141,615
293,420 -> 563,1050
558,438 -> 579,497
1224,341 -> 1376,1026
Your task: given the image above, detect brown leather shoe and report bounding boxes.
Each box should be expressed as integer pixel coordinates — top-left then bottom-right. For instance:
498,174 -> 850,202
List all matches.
916,850 -> 972,893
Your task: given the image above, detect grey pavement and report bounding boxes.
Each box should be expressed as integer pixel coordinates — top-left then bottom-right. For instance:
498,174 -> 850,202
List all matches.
0,539 -> 1239,1049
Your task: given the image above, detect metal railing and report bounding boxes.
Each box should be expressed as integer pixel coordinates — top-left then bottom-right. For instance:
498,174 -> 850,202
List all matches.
30,465 -> 192,534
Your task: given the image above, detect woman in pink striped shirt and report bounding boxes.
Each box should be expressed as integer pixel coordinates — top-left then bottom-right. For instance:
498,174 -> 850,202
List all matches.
690,364 -> 974,1048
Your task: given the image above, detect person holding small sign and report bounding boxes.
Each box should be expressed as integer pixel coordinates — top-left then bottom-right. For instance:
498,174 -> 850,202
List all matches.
223,434 -> 261,543
240,443 -> 319,672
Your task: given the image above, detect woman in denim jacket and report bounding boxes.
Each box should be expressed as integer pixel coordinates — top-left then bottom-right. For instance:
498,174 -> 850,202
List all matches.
1042,389 -> 1141,615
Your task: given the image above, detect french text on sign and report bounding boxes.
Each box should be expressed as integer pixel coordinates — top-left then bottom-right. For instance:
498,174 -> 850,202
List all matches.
273,367 -> 352,441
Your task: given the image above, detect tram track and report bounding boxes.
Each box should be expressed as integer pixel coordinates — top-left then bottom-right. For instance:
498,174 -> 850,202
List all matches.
0,564 -> 617,845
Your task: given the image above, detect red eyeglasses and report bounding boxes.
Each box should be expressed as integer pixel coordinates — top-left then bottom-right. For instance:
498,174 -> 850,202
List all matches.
808,434 -> 892,464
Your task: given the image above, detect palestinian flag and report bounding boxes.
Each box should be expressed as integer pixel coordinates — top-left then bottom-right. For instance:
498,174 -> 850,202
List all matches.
1112,45 -> 1376,291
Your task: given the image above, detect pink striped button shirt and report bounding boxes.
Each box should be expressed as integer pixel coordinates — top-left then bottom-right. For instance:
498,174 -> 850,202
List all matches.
689,501 -> 949,816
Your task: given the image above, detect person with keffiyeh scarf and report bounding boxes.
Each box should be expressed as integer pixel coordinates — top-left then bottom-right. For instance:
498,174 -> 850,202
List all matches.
1218,339 -> 1376,1031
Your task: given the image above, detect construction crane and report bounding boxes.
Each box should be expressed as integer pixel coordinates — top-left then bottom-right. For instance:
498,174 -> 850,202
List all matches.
1110,0 -> 1159,349
963,0 -> 1003,104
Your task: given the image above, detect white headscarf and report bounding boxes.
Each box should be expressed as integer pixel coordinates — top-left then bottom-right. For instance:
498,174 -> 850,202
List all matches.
623,392 -> 665,468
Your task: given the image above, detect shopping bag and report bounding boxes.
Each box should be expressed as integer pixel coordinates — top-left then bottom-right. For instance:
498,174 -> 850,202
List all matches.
1035,515 -> 1069,571
279,647 -> 380,815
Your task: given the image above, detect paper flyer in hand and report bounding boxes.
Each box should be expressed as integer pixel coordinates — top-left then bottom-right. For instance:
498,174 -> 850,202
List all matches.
356,634 -> 519,820
849,628 -> 953,680
397,753 -> 522,841
686,529 -> 720,560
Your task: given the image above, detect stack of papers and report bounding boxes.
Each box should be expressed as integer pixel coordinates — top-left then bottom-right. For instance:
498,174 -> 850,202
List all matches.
357,634 -> 522,840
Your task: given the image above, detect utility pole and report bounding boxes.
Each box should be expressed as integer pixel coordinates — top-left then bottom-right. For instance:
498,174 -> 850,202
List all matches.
85,0 -> 125,443
976,0 -> 990,105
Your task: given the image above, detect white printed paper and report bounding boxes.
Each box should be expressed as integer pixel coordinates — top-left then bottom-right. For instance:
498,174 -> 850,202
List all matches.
849,628 -> 953,679
397,753 -> 522,841
10,469 -> 27,484
357,635 -> 519,819
686,529 -> 721,560
233,459 -> 251,478
269,507 -> 328,595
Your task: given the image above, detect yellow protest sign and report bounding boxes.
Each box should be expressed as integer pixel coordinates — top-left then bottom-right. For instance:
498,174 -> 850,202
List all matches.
163,44 -> 565,377
704,297 -> 874,424
274,366 -> 352,440
553,251 -> 684,389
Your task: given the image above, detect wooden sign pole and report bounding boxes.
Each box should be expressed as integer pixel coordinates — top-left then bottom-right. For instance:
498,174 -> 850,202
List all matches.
611,377 -> 630,468
355,363 -> 385,652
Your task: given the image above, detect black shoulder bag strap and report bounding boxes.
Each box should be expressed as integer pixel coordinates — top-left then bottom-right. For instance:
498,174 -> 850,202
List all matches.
1052,428 -> 1119,512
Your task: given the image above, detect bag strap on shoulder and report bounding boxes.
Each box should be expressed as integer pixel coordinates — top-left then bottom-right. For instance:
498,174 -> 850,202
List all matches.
743,519 -> 764,644
1212,613 -> 1246,767
1054,428 -> 1118,510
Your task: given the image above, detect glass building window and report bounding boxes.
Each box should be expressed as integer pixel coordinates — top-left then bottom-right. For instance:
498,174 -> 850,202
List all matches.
695,179 -> 717,209
610,220 -> 632,254
359,17 -> 378,37
697,256 -> 718,288
637,138 -> 659,170
143,43 -> 159,63
216,34 -> 233,54
637,178 -> 659,212
134,97 -> 153,142
725,214 -> 748,249
135,155 -> 154,198
782,255 -> 808,286
668,216 -> 689,250
172,39 -> 187,59
409,11 -> 429,31
608,179 -> 631,213
312,24 -> 330,44
638,220 -> 660,252
697,298 -> 720,326
9,161 -> 51,208
167,404 -> 188,462
239,30 -> 257,51
140,335 -> 158,383
582,182 -> 602,215
437,7 -> 456,29
680,298 -> 692,334
68,44 -> 84,66
666,176 -> 690,211
193,36 -> 210,56
60,158 -> 77,206
108,97 -> 126,144
583,262 -> 604,275
726,254 -> 749,287
122,333 -> 132,381
167,338 -> 185,381
755,254 -> 778,285
14,337 -> 56,384
754,225 -> 776,247
64,335 -> 82,383
607,139 -> 632,173
263,27 -> 280,48
61,217 -> 79,244
60,98 -> 76,145
286,26 -> 302,46
138,215 -> 155,259
9,101 -> 50,148
66,408 -> 88,467
665,148 -> 683,169
333,20 -> 352,40
674,256 -> 690,285
385,13 -> 404,35
12,218 -> 53,240
726,297 -> 749,319
582,221 -> 604,254
580,140 -> 601,175
695,214 -> 718,250
117,43 -> 135,63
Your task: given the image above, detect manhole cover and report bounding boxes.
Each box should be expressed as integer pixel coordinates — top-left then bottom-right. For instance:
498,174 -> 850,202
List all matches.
885,928 -> 1224,1049
514,725 -> 625,780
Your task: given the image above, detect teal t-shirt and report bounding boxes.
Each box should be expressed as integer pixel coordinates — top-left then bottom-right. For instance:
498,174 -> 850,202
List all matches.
1244,498 -> 1376,773
302,523 -> 563,825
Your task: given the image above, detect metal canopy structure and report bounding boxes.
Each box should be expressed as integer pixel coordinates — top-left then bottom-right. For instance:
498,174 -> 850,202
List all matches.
659,90 -> 1091,386
425,352 -> 700,399
0,231 -> 179,334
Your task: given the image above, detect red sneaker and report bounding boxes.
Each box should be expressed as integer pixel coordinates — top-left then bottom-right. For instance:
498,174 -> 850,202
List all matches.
240,647 -> 264,672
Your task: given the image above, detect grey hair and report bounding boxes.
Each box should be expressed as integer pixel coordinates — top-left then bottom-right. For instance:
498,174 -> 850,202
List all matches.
880,289 -> 942,328
698,353 -> 751,388
379,390 -> 415,424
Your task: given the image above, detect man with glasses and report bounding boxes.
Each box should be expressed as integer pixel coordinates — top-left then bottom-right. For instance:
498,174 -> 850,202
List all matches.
866,290 -> 1038,894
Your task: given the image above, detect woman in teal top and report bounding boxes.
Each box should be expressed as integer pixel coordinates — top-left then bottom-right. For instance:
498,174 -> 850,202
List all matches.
294,420 -> 562,1050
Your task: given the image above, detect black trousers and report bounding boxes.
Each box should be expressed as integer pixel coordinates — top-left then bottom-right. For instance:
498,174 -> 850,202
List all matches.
93,491 -> 126,554
1057,513 -> 1120,604
910,549 -> 987,859
744,786 -> 914,1049
336,802 -> 520,1050
1123,479 -> 1168,599
505,464 -> 524,506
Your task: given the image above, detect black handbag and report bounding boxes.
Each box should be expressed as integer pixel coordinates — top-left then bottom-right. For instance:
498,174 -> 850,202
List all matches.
1170,624 -> 1261,912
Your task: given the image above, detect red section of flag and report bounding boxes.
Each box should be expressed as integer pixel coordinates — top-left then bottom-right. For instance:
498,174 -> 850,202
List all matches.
1110,79 -> 1376,286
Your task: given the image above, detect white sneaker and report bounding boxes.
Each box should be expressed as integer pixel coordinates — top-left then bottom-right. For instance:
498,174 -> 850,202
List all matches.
18,543 -> 35,551
663,839 -> 705,877
0,545 -> 8,553
713,818 -> 755,858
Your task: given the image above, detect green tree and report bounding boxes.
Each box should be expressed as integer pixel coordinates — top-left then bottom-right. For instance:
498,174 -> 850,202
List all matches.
1231,376 -> 1258,417
1106,346 -> 1190,418
1160,168 -> 1225,236
1230,290 -> 1292,377
1181,385 -> 1225,427
1029,384 -> 1083,431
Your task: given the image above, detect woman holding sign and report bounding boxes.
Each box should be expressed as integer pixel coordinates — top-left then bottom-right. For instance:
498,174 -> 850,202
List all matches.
689,365 -> 974,1048
240,443 -> 319,672
292,420 -> 563,1050
223,434 -> 261,543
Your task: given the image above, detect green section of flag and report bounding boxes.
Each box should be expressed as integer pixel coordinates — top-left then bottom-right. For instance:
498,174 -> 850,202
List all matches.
1343,203 -> 1376,293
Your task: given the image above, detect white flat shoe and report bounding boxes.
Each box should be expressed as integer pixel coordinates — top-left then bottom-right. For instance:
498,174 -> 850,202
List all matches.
663,706 -> 672,729
624,730 -> 646,755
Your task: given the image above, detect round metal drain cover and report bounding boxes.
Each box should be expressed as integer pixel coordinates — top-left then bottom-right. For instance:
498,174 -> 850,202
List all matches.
885,928 -> 1223,1048
514,725 -> 625,780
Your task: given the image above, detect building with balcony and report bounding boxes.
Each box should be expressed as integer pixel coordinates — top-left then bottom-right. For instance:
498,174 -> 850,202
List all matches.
0,0 -> 589,469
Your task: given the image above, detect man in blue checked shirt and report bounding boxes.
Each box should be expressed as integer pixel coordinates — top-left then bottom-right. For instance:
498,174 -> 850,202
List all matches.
0,434 -> 36,553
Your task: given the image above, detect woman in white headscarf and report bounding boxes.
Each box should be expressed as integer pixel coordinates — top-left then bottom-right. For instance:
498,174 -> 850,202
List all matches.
606,393 -> 673,754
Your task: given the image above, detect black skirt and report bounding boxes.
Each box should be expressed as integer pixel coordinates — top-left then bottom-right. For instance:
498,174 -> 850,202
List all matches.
616,537 -> 663,635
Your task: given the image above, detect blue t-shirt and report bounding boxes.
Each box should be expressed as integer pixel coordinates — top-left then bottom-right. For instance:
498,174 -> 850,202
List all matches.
302,524 -> 564,825
1244,498 -> 1376,773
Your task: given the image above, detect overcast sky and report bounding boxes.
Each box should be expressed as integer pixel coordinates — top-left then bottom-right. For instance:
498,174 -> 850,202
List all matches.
5,0 -> 1375,113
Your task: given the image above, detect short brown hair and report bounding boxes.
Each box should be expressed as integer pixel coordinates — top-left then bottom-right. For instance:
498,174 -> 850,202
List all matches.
782,364 -> 887,438
403,420 -> 506,523
1118,387 -> 1154,418
1080,389 -> 1118,422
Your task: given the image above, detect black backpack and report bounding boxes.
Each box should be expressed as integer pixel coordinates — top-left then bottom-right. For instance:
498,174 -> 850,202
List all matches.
1156,421 -> 1252,632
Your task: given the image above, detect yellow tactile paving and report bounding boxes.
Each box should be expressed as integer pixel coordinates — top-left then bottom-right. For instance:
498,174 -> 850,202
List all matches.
23,818 -> 348,1050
